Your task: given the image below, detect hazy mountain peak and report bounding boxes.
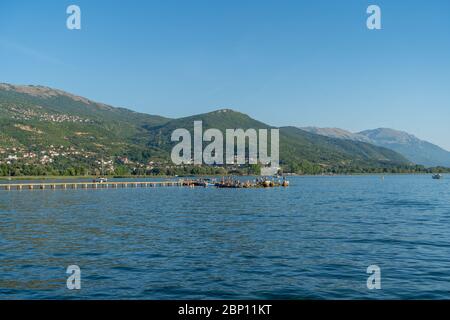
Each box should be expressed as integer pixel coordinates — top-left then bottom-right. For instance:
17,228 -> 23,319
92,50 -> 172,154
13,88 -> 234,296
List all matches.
301,127 -> 371,143
358,128 -> 420,144
357,128 -> 450,167
302,126 -> 450,167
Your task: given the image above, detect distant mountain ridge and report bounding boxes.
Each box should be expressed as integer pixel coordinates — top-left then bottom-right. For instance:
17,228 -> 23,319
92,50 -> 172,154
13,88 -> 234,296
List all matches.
302,126 -> 450,167
0,83 -> 422,175
358,128 -> 450,168
300,127 -> 371,143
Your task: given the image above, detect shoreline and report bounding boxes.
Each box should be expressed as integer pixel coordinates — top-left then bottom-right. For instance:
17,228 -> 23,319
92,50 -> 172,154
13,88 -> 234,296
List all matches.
0,172 -> 444,181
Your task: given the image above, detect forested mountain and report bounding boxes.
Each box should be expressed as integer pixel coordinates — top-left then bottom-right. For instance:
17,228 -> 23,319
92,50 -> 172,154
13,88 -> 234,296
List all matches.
0,83 -> 423,176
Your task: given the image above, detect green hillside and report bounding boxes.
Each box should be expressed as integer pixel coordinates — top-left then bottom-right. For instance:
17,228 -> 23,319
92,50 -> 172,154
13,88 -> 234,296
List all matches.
144,109 -> 270,150
0,84 -> 170,168
0,83 -> 423,177
146,110 -> 412,173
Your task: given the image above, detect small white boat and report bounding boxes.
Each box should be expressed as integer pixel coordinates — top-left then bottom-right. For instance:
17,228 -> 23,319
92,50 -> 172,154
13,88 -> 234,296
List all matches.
432,174 -> 443,180
93,177 -> 108,183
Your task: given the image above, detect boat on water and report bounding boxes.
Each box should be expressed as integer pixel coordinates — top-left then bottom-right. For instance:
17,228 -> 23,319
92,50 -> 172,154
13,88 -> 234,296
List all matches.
432,174 -> 443,180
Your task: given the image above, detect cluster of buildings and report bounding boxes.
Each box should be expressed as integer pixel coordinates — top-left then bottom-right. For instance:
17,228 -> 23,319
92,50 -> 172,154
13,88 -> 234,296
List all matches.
0,145 -> 92,165
117,156 -> 162,171
5,104 -> 92,123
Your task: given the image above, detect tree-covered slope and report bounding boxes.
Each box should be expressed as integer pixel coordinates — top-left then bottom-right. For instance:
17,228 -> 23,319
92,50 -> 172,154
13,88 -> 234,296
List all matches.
0,83 -> 170,161
0,83 -> 415,175
144,109 -> 411,169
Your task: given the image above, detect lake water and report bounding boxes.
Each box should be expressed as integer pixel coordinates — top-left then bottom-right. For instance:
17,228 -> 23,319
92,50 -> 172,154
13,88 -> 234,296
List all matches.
1,175 -> 450,299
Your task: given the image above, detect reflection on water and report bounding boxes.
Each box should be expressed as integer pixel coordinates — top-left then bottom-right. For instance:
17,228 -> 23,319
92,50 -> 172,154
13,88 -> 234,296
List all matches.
1,175 -> 450,299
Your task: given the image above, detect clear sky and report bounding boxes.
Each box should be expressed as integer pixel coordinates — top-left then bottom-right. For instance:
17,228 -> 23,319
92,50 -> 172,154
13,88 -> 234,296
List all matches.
1,0 -> 449,149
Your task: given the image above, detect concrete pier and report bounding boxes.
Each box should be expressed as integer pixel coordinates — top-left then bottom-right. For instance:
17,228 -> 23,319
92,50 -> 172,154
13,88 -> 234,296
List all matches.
1,181 -> 187,191
1,179 -> 289,191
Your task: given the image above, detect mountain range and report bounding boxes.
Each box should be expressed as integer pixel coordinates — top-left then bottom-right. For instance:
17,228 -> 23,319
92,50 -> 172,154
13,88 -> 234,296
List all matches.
301,127 -> 450,168
0,83 -> 444,176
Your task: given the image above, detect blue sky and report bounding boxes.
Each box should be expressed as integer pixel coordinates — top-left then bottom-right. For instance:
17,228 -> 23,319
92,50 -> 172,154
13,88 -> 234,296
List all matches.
1,0 -> 450,149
